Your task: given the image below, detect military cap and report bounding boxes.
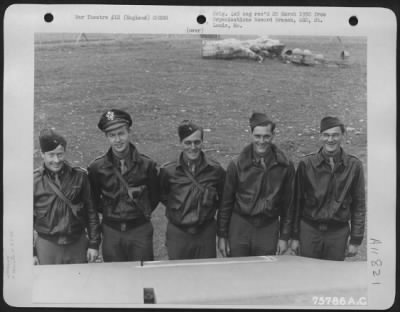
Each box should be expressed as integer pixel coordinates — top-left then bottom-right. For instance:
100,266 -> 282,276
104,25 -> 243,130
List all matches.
178,120 -> 203,141
98,109 -> 132,132
39,128 -> 67,153
320,116 -> 344,133
249,112 -> 275,131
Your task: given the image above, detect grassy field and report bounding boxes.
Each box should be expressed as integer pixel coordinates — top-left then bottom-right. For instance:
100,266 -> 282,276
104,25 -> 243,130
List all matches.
34,33 -> 367,261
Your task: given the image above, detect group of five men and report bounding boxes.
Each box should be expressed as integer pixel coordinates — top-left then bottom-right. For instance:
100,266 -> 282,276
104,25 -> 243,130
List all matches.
33,109 -> 365,265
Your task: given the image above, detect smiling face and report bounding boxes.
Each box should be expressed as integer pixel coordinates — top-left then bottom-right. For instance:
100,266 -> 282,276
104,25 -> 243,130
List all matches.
181,130 -> 203,161
41,144 -> 66,173
320,126 -> 344,154
251,124 -> 274,155
105,125 -> 130,154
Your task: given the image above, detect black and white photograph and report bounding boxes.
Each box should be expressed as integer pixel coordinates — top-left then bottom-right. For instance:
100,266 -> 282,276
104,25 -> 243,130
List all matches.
3,5 -> 396,309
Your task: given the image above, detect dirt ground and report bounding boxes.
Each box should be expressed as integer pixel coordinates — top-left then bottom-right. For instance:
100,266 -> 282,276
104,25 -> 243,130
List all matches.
34,34 -> 367,261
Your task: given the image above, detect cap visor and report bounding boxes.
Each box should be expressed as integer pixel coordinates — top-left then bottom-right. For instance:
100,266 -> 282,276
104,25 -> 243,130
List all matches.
103,121 -> 129,132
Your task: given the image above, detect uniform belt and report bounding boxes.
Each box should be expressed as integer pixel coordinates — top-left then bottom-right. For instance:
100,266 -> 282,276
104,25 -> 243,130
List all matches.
302,218 -> 348,232
103,217 -> 148,232
172,218 -> 214,235
37,231 -> 83,245
235,212 -> 278,228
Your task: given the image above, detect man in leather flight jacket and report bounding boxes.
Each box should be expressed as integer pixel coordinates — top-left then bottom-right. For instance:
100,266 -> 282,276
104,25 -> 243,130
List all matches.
160,120 -> 225,260
290,116 -> 366,261
88,109 -> 159,262
34,129 -> 101,265
217,113 -> 295,257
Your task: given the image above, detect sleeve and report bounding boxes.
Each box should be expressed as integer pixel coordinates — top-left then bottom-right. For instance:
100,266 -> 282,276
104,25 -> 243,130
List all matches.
278,162 -> 295,241
292,160 -> 306,240
33,175 -> 38,256
216,161 -> 237,238
87,164 -> 102,213
349,161 -> 366,245
147,161 -> 160,211
81,174 -> 101,250
159,166 -> 169,208
215,166 -> 226,209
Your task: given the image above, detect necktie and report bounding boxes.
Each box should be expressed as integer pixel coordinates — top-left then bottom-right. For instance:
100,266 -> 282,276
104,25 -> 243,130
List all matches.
329,157 -> 335,170
191,163 -> 195,174
260,157 -> 266,169
54,173 -> 61,187
120,159 -> 127,174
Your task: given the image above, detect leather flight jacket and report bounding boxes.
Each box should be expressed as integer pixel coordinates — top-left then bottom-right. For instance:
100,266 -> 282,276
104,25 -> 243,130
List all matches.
33,162 -> 101,249
87,144 -> 160,224
292,148 -> 366,245
217,143 -> 295,240
159,152 -> 226,228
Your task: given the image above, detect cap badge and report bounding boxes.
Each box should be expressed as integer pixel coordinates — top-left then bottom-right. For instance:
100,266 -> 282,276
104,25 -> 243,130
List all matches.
106,111 -> 115,121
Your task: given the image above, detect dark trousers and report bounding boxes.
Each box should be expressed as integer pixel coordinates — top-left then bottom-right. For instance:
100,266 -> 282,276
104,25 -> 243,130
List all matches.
167,220 -> 217,260
228,213 -> 279,257
102,222 -> 154,262
299,219 -> 350,261
35,233 -> 88,265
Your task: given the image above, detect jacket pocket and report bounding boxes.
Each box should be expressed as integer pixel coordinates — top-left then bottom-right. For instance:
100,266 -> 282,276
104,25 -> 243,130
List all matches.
135,187 -> 152,219
201,187 -> 217,208
71,201 -> 85,221
304,193 -> 317,208
336,197 -> 352,220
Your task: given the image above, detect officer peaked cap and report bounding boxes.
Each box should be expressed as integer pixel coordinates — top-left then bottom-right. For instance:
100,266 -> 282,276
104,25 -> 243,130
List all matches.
98,109 -> 132,132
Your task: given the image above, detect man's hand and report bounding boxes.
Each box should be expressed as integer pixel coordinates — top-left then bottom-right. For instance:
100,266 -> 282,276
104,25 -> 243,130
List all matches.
345,244 -> 359,257
87,248 -> 99,263
33,256 -> 39,265
276,239 -> 288,255
218,237 -> 230,257
290,239 -> 300,255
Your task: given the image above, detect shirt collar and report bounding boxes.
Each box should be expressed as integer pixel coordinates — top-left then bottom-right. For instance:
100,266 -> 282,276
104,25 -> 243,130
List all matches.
42,161 -> 71,178
104,143 -> 139,168
314,147 -> 349,167
238,143 -> 289,169
177,151 -> 210,170
252,144 -> 274,165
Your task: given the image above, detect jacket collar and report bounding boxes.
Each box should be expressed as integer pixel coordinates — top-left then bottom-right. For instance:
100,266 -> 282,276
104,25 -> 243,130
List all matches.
312,147 -> 350,167
41,161 -> 72,178
176,151 -> 214,171
237,143 -> 290,170
102,143 -> 141,168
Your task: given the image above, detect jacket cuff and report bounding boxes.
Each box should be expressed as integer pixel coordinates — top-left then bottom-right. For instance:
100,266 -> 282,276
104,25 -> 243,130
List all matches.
217,230 -> 228,238
279,232 -> 290,241
349,236 -> 363,245
88,242 -> 99,250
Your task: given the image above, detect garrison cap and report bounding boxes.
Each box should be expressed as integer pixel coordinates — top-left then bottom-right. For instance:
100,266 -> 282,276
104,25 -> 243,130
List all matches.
320,116 -> 344,133
39,128 -> 67,153
178,120 -> 202,141
249,112 -> 274,131
98,109 -> 132,132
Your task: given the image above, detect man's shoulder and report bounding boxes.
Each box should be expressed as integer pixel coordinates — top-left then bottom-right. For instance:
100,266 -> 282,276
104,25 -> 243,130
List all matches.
138,152 -> 157,166
160,159 -> 178,170
344,152 -> 364,166
33,167 -> 44,178
300,151 -> 319,162
71,165 -> 88,175
88,153 -> 107,168
205,155 -> 224,169
139,152 -> 156,162
272,145 -> 292,166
